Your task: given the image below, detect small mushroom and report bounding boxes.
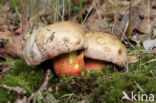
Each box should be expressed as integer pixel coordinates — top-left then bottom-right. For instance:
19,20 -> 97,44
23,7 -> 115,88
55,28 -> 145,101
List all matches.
84,32 -> 127,71
23,21 -> 86,76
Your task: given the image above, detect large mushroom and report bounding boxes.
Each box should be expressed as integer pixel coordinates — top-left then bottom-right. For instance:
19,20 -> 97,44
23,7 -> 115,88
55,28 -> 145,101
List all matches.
84,32 -> 127,71
23,21 -> 86,76
23,21 -> 127,77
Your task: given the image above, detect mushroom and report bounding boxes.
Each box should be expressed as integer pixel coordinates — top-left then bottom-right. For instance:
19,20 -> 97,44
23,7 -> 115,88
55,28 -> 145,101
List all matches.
23,21 -> 86,76
84,32 -> 127,71
23,21 -> 127,76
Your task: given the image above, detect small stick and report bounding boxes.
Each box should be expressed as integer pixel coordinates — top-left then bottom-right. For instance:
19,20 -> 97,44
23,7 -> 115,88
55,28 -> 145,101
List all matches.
82,0 -> 96,24
28,69 -> 51,103
15,96 -> 27,103
15,69 -> 51,103
0,84 -> 26,95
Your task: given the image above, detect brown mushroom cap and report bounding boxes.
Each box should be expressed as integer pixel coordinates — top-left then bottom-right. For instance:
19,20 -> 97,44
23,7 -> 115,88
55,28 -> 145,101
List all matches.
23,21 -> 86,65
84,32 -> 127,67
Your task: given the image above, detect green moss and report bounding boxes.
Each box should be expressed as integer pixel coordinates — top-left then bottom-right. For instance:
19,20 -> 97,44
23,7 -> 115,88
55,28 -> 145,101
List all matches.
0,59 -> 46,103
50,46 -> 156,103
87,72 -> 156,103
0,89 -> 18,103
0,46 -> 156,102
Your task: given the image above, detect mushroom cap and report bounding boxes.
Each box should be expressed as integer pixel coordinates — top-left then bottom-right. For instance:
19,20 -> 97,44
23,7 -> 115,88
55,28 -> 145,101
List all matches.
84,32 -> 127,67
23,21 -> 86,65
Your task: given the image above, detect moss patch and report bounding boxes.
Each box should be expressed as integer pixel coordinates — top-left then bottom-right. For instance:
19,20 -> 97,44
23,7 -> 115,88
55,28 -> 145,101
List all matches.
0,59 -> 46,103
0,46 -> 156,103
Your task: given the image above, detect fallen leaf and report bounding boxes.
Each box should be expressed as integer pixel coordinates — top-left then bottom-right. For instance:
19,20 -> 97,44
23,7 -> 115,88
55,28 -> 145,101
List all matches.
118,7 -> 141,37
128,55 -> 138,64
15,26 -> 22,34
152,48 -> 156,57
0,31 -> 25,60
138,20 -> 153,35
143,38 -> 156,50
153,28 -> 156,37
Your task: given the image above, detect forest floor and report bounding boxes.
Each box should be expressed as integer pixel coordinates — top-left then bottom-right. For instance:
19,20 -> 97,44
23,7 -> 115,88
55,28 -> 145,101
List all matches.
0,0 -> 156,103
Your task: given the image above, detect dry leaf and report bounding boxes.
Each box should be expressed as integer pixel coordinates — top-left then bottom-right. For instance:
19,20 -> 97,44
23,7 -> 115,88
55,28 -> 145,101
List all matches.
143,38 -> 156,50
0,31 -> 24,60
138,20 -> 153,35
154,28 -> 156,37
152,48 -> 156,57
128,55 -> 138,64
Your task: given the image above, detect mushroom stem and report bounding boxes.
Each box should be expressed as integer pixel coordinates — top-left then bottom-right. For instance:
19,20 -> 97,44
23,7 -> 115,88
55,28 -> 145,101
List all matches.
69,51 -> 77,64
53,51 -> 85,76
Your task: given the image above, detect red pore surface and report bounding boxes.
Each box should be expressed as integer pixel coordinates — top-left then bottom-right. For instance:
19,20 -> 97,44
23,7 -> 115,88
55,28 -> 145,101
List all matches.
85,59 -> 107,72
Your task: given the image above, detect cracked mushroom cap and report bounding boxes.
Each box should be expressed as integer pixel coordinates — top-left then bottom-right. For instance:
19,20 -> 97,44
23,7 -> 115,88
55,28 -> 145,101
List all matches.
84,32 -> 127,67
23,21 -> 86,65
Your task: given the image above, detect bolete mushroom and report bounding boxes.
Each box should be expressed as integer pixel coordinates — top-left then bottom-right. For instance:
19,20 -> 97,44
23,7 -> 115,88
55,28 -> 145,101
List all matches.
23,21 -> 86,76
84,32 -> 127,71
23,21 -> 127,76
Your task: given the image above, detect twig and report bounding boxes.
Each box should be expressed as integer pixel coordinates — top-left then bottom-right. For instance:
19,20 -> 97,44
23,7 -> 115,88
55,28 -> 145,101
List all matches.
82,0 -> 96,24
15,69 -> 51,103
121,19 -> 129,41
62,0 -> 65,21
0,62 -> 12,73
0,84 -> 26,95
150,70 -> 156,79
15,96 -> 27,103
28,69 -> 51,103
141,58 -> 156,66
